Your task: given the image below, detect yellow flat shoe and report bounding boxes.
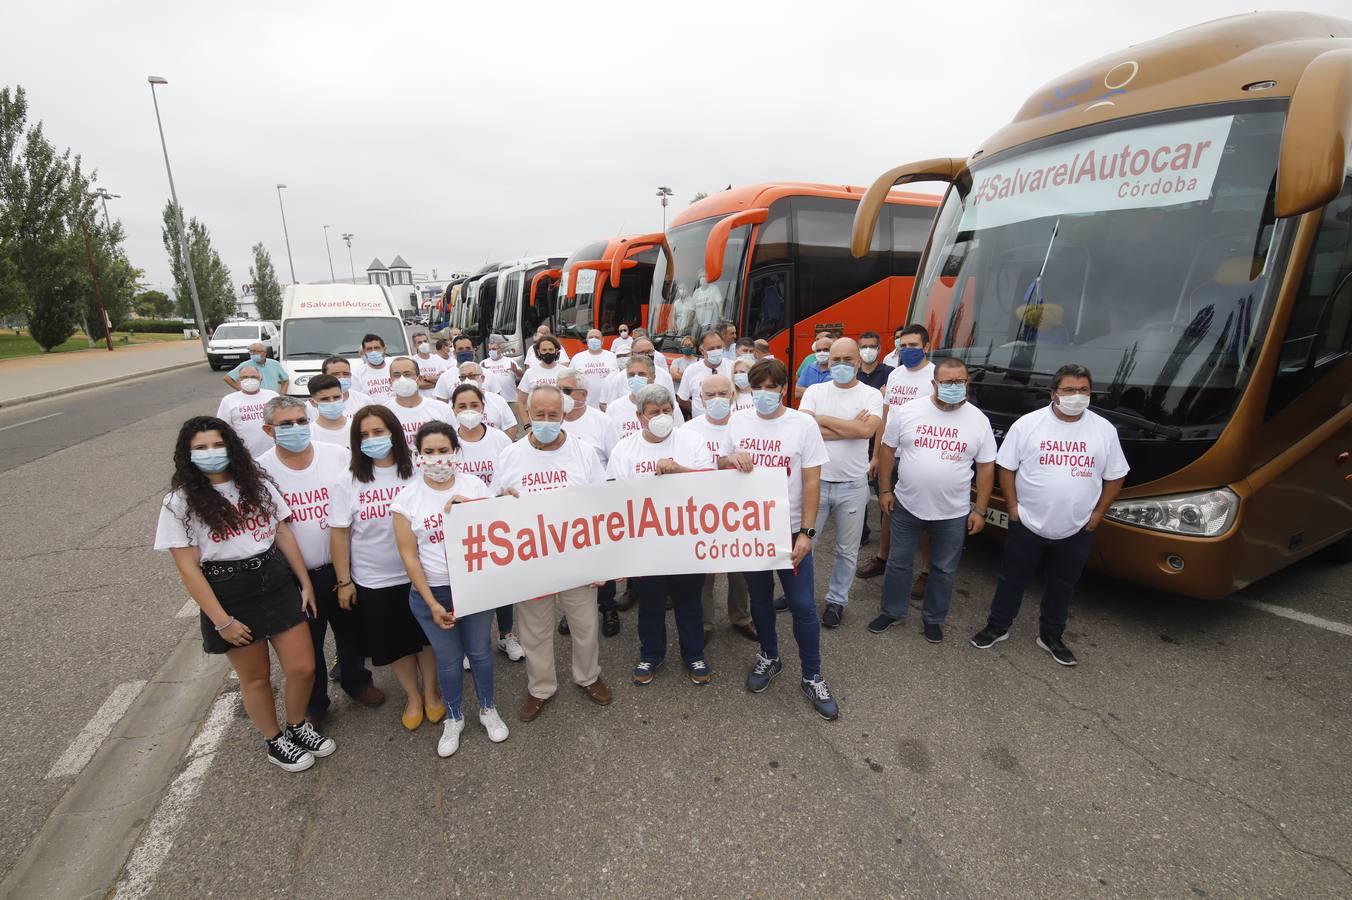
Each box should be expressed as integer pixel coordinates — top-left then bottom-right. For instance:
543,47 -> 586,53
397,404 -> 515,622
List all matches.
424,700 -> 447,724
401,707 -> 424,731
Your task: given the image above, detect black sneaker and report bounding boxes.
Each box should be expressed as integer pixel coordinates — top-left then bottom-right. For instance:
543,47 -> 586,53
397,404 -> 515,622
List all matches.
1037,634 -> 1079,666
970,626 -> 1009,649
867,613 -> 901,634
266,733 -> 315,773
632,659 -> 662,685
285,721 -> 336,758
773,594 -> 788,612
616,590 -> 636,611
601,609 -> 621,638
821,603 -> 844,629
557,616 -> 570,635
923,623 -> 944,643
800,676 -> 839,720
685,659 -> 712,685
745,654 -> 783,693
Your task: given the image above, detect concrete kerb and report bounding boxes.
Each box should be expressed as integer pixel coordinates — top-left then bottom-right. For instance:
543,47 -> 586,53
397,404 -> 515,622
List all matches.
0,624 -> 229,899
0,359 -> 206,410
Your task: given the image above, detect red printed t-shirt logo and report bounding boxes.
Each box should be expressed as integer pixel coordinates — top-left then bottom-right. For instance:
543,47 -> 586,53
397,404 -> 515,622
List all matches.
520,469 -> 569,492
282,487 -> 330,525
423,511 -> 445,544
1038,439 -> 1097,474
888,384 -> 922,407
912,423 -> 970,462
457,457 -> 496,485
739,436 -> 792,476
209,505 -> 273,543
238,402 -> 266,422
357,486 -> 399,521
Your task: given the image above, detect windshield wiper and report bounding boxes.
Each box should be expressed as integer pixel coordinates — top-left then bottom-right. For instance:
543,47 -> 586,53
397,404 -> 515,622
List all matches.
284,351 -> 342,358
973,364 -> 1183,439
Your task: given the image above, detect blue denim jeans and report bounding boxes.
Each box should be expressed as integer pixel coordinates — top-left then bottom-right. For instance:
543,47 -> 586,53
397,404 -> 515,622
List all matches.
814,479 -> 870,607
880,503 -> 968,625
632,573 -> 705,665
409,586 -> 494,719
745,550 -> 821,679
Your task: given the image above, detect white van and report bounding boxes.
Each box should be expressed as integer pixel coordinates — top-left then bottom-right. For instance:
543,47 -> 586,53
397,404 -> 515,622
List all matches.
206,320 -> 279,370
278,284 -> 410,396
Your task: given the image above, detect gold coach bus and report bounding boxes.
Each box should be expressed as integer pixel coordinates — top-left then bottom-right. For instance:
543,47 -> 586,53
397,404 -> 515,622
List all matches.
851,12 -> 1352,599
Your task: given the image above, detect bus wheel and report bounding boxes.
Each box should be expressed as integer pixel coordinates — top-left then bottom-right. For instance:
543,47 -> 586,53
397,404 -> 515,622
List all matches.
1322,532 -> 1352,564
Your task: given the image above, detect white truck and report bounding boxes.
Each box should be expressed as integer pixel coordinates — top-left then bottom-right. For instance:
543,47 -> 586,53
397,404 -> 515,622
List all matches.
277,284 -> 410,396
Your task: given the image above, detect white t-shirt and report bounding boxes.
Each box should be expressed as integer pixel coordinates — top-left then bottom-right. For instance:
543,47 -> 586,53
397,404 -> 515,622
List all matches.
884,361 -> 936,410
494,433 -> 606,495
599,366 -> 675,407
311,418 -> 351,448
524,345 -> 571,367
329,465 -> 416,589
383,396 -> 454,449
606,428 -> 713,480
611,335 -> 633,355
518,364 -> 562,396
255,443 -> 352,569
154,480 -> 290,563
352,362 -> 394,402
683,413 -> 731,464
216,389 -> 279,458
997,406 -> 1130,540
605,392 -> 685,443
732,391 -> 755,412
799,381 -> 885,483
720,408 -> 830,531
342,388 -> 374,417
390,473 -> 491,587
480,355 -> 519,402
573,350 -> 618,407
882,397 -> 997,521
454,426 -> 514,488
413,353 -> 449,397
563,406 -> 618,463
676,358 -> 733,417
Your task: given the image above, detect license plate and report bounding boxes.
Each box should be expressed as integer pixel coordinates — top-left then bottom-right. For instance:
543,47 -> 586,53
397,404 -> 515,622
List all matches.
985,509 -> 1009,529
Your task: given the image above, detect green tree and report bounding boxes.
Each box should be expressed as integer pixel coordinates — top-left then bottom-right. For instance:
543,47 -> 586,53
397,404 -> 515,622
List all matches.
249,242 -> 282,320
161,202 -> 235,330
134,289 -> 173,318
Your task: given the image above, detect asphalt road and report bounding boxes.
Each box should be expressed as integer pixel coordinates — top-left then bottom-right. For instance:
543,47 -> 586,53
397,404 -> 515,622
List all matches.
3,365 -> 1351,898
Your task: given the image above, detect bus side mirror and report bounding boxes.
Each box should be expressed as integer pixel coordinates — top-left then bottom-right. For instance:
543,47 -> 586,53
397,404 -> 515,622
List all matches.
850,158 -> 966,258
1276,49 -> 1352,219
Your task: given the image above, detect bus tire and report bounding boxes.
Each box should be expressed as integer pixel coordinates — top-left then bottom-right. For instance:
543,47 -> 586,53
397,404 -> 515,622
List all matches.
1322,532 -> 1352,564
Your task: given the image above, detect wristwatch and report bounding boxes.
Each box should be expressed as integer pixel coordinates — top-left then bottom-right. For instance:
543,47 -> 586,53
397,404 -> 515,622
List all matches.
799,527 -> 817,538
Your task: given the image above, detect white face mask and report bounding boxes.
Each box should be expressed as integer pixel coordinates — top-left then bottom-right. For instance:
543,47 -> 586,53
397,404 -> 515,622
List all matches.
646,413 -> 675,439
418,342 -> 431,354
859,347 -> 878,364
733,372 -> 750,390
239,377 -> 261,394
1055,394 -> 1091,416
392,376 -> 419,398
420,454 -> 456,483
561,393 -> 576,415
814,350 -> 829,365
456,410 -> 484,430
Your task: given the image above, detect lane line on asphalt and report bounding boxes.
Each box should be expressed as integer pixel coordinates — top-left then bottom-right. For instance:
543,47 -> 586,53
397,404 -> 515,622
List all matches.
175,599 -> 197,618
113,691 -> 239,900
0,412 -> 62,432
1241,599 -> 1352,637
45,681 -> 148,779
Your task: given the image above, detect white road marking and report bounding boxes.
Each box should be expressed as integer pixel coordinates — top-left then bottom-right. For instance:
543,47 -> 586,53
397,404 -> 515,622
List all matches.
174,599 -> 197,618
45,680 -> 147,779
113,692 -> 240,900
0,412 -> 62,432
1241,599 -> 1352,637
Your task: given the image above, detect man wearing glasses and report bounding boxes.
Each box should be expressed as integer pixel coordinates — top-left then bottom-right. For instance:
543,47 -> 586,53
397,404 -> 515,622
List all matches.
970,364 -> 1127,666
870,357 -> 995,643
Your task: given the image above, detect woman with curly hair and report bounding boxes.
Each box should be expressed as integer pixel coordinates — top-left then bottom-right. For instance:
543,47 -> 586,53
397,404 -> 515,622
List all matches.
154,415 -> 336,773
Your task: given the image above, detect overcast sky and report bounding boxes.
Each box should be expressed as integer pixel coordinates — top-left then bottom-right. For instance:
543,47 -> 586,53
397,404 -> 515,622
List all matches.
8,0 -> 1349,297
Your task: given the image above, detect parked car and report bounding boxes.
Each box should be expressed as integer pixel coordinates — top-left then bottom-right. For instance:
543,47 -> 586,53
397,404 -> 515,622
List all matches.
206,320 -> 279,370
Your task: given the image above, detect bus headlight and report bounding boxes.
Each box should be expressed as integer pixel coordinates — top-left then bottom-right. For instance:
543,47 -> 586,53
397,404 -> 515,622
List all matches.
1105,487 -> 1239,537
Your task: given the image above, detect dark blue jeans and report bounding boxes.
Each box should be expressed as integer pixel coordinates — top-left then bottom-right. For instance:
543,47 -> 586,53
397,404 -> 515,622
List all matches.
745,550 -> 821,679
632,574 -> 705,665
496,604 -> 513,636
597,579 -> 618,613
987,520 -> 1094,638
880,504 -> 967,625
306,563 -> 372,716
408,586 -> 494,719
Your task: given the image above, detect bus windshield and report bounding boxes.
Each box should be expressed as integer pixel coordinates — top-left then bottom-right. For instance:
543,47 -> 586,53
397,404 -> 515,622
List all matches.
917,103 -> 1287,437
282,317 -> 410,358
648,216 -> 749,351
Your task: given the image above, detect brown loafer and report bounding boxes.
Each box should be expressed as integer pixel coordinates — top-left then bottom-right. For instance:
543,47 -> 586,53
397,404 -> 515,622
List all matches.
581,677 -> 613,706
856,556 -> 887,579
910,572 -> 929,600
351,685 -> 386,708
518,694 -> 551,723
734,621 -> 759,642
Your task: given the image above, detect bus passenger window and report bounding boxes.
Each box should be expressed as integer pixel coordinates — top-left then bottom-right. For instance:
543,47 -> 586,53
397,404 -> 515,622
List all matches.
792,196 -> 888,321
888,204 -> 933,276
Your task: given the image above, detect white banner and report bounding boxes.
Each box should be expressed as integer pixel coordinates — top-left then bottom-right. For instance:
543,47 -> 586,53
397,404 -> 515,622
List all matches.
443,469 -> 792,615
961,115 -> 1234,231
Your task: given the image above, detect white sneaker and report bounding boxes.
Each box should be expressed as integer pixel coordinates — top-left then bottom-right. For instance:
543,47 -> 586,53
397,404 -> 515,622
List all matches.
497,633 -> 525,661
437,717 -> 465,758
479,707 -> 510,743
462,656 -> 470,671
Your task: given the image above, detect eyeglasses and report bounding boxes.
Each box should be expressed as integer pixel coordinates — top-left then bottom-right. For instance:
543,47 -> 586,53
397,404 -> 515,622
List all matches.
560,386 -> 587,396
276,418 -> 310,427
936,379 -> 968,387
1054,386 -> 1092,396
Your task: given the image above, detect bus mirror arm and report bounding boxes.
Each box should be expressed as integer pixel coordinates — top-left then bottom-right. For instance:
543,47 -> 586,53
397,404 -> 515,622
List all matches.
705,208 -> 769,282
568,259 -> 632,297
610,233 -> 673,289
1275,49 -> 1352,219
529,269 -> 561,309
850,158 -> 967,258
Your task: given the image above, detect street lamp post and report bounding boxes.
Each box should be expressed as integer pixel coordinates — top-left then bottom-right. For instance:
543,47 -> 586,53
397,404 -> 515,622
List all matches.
147,76 -> 209,356
276,184 -> 297,283
322,224 -> 336,282
92,187 -> 120,231
656,185 -> 674,231
340,232 -> 356,283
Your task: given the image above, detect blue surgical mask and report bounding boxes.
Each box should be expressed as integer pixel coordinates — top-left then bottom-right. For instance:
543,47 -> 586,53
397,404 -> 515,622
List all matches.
734,372 -> 750,390
627,375 -> 647,395
899,347 -> 926,368
360,436 -> 393,459
704,396 -> 731,420
316,400 -> 345,421
705,348 -> 724,365
937,383 -> 967,405
456,350 -> 474,363
273,424 -> 311,452
753,389 -> 782,415
830,363 -> 856,385
190,448 -> 230,473
338,376 -> 352,392
250,353 -> 266,365
365,350 -> 385,366
587,337 -> 603,352
531,420 -> 562,443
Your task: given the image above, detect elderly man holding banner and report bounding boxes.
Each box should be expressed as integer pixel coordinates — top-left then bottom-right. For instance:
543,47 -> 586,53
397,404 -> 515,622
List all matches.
607,384 -> 715,686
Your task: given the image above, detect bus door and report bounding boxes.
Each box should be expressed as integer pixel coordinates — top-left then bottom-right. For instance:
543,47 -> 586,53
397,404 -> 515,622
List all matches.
523,262 -> 558,345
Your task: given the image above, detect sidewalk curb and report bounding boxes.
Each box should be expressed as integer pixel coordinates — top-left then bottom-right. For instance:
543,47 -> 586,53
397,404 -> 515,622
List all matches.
0,358 -> 205,410
0,624 -> 228,899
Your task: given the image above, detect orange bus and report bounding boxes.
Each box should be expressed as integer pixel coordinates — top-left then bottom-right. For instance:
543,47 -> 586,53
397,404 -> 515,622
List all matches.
850,11 -> 1352,598
549,234 -> 672,357
645,183 -> 940,370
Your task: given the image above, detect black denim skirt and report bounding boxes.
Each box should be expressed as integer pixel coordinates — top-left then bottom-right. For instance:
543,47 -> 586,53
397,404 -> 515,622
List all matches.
199,548 -> 306,654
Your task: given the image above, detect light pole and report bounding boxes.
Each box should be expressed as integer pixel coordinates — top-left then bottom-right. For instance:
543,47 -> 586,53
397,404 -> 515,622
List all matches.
92,187 -> 120,231
322,224 -> 336,282
147,76 -> 209,355
275,183 -> 296,283
340,232 -> 356,283
657,185 -> 674,231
